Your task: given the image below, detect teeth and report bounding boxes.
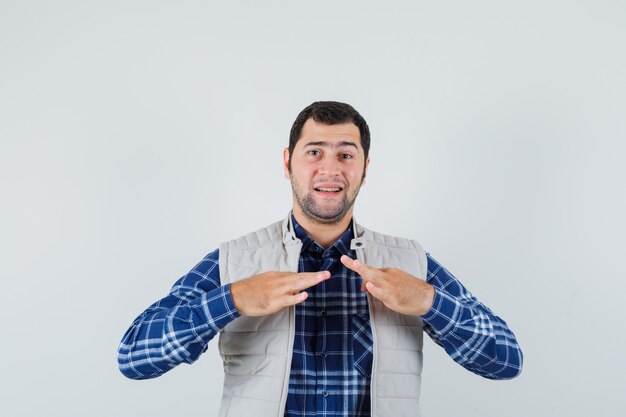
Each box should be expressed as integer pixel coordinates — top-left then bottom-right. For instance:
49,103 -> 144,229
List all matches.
317,187 -> 340,192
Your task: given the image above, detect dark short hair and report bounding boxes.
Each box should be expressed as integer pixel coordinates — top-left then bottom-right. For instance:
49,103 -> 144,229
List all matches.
288,101 -> 370,170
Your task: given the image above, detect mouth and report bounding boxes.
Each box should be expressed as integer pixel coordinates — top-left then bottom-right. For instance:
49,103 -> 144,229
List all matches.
313,186 -> 344,196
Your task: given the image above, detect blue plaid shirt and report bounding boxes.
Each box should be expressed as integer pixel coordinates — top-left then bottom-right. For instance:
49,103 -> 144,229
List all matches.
118,217 -> 523,416
287,218 -> 371,416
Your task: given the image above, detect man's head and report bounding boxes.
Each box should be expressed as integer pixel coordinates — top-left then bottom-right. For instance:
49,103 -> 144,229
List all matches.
284,101 -> 371,225
287,101 -> 370,172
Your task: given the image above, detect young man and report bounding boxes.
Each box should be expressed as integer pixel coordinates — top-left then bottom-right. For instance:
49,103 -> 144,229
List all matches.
118,101 -> 523,417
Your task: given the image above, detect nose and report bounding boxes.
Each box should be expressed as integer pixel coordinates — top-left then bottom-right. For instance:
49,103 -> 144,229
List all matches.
318,156 -> 341,176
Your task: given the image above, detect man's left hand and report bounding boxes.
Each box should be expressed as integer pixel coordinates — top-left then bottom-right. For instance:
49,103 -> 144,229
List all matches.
340,255 -> 435,316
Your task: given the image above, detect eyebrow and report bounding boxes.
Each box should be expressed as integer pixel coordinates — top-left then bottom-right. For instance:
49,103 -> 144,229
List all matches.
303,141 -> 358,149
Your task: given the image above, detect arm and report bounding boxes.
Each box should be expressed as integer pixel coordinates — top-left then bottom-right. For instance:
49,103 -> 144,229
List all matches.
117,249 -> 331,379
340,253 -> 523,380
117,249 -> 239,380
421,253 -> 523,379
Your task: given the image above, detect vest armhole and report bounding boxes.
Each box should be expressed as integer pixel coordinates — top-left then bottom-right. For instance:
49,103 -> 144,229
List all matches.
218,241 -> 230,285
409,239 -> 428,279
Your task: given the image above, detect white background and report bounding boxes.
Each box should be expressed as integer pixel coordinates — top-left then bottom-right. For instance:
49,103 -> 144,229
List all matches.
1,1 -> 625,416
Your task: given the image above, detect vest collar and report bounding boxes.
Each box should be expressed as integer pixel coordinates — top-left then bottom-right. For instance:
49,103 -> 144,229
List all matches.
281,211 -> 368,250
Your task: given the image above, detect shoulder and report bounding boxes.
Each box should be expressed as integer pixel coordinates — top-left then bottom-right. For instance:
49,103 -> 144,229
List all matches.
356,223 -> 428,277
357,223 -> 425,252
217,218 -> 292,284
221,219 -> 285,251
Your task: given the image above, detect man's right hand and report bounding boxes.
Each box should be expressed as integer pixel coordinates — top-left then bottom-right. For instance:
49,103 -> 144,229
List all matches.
230,270 -> 331,316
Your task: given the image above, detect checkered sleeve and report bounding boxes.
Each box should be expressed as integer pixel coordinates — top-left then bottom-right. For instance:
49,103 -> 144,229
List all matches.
117,249 -> 239,379
421,253 -> 523,379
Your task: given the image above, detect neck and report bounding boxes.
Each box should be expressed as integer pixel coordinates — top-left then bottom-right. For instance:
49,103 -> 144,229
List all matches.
292,205 -> 353,249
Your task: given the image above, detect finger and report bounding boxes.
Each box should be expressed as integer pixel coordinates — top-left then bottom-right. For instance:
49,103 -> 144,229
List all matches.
341,255 -> 369,275
341,255 -> 378,283
283,290 -> 309,307
340,255 -> 359,271
364,281 -> 385,301
290,270 -> 331,291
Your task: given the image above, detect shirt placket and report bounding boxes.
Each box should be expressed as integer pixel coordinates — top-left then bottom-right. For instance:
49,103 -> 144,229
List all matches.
290,218 -> 369,417
312,245 -> 329,414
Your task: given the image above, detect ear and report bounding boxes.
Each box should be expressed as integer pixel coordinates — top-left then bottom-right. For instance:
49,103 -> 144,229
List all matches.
361,157 -> 370,185
283,148 -> 291,179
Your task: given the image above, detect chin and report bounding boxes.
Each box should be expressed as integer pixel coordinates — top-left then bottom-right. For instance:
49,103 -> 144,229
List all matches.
308,207 -> 352,225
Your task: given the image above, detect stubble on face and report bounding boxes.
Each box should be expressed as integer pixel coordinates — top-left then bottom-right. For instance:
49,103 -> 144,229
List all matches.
285,119 -> 368,227
289,172 -> 364,225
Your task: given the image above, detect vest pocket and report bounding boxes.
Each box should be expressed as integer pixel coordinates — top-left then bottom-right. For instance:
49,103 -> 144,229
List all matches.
352,314 -> 373,377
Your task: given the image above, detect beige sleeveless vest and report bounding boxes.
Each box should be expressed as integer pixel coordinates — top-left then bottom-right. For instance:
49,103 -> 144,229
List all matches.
217,215 -> 427,417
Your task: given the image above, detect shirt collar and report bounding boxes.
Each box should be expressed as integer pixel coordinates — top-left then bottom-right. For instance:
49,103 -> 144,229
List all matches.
291,213 -> 354,257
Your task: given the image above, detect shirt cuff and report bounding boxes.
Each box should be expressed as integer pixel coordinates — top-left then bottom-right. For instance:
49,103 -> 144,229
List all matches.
420,286 -> 462,338
222,283 -> 241,318
190,283 -> 240,331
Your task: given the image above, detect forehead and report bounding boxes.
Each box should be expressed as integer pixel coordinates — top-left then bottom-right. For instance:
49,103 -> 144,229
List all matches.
297,118 -> 362,149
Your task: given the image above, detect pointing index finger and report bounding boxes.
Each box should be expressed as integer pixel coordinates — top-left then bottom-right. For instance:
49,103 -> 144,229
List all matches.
341,254 -> 369,271
341,255 -> 374,279
340,255 -> 358,270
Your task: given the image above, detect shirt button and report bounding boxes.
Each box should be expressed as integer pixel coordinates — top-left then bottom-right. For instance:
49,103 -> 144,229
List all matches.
317,352 -> 327,358
321,310 -> 327,317
322,391 -> 328,397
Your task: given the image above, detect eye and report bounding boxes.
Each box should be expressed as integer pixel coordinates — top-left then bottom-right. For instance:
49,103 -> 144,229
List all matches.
307,150 -> 321,156
340,153 -> 353,159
